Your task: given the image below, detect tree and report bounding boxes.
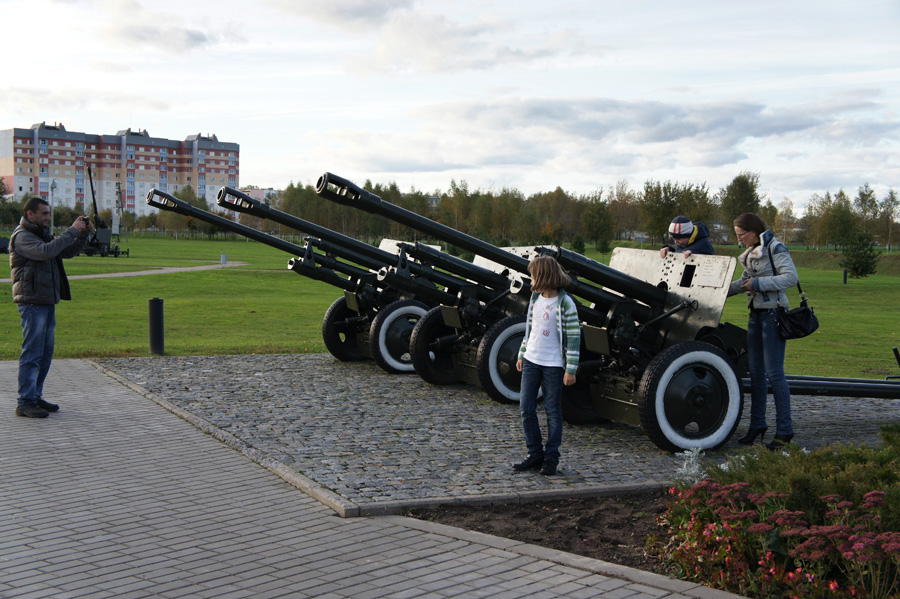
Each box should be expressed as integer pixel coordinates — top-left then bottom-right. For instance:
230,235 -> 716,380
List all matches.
854,183 -> 878,233
878,189 -> 898,252
803,193 -> 831,249
840,231 -> 879,278
584,192 -> 614,252
758,199 -> 777,232
827,190 -> 857,250
773,199 -> 796,244
1,196 -> 24,227
638,180 -> 681,244
571,234 -> 586,254
675,182 -> 716,228
607,179 -> 640,240
0,176 -> 9,201
717,172 -> 761,239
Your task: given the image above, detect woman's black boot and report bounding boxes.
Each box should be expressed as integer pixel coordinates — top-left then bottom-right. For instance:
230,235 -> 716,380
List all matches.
737,427 -> 767,445
766,434 -> 794,451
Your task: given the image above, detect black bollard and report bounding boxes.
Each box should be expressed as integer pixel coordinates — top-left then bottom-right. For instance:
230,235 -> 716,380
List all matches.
843,269 -> 848,285
149,297 -> 164,355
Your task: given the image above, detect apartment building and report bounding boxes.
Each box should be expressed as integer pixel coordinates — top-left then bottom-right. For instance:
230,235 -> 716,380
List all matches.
0,122 -> 239,217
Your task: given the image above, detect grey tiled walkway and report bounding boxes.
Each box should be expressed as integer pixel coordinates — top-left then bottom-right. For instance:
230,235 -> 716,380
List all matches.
1,359 -> 744,598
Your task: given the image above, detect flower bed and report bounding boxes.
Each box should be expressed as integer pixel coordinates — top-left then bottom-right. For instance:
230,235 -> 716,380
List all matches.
660,424 -> 900,598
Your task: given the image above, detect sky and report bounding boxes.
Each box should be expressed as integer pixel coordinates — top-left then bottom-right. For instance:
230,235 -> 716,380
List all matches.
3,0 -> 900,212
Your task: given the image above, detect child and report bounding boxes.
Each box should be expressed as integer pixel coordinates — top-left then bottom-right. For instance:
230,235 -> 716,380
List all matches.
514,255 -> 581,475
659,216 -> 715,258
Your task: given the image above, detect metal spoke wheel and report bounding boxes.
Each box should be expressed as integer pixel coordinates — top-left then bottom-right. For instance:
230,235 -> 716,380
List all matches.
369,299 -> 429,374
409,307 -> 460,384
475,315 -> 527,404
321,296 -> 365,362
638,341 -> 743,452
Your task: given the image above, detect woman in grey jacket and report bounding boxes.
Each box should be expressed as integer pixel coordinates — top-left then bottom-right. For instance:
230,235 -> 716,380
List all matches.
728,212 -> 798,449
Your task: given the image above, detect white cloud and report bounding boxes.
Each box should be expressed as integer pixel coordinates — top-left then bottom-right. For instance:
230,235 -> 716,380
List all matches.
265,0 -> 412,26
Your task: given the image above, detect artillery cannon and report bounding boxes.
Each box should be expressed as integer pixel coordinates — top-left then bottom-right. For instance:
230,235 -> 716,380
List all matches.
83,167 -> 128,257
214,187 -> 550,383
147,187 -> 455,374
316,172 -> 747,452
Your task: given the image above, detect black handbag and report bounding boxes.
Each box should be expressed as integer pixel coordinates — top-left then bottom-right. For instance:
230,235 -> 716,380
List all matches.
767,251 -> 820,339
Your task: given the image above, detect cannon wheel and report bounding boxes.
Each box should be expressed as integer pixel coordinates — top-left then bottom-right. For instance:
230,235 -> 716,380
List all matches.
475,315 -> 526,404
369,299 -> 429,374
409,307 -> 459,385
322,296 -> 365,362
638,341 -> 743,452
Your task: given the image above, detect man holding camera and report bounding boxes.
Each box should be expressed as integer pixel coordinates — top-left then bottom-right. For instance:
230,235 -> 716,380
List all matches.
9,197 -> 92,418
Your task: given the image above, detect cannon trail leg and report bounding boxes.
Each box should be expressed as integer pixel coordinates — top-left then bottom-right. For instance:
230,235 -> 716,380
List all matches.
475,315 -> 528,404
410,307 -> 459,384
322,296 -> 366,362
369,299 -> 429,374
638,341 -> 743,452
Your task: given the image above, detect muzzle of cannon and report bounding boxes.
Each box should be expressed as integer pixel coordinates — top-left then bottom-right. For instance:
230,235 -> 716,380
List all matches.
315,173 -> 749,452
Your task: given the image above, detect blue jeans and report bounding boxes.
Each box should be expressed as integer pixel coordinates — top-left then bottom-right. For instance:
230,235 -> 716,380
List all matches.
520,359 -> 564,465
747,309 -> 793,436
18,304 -> 56,407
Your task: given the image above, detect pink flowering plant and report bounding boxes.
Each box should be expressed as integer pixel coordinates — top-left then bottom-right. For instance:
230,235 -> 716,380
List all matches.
659,425 -> 900,598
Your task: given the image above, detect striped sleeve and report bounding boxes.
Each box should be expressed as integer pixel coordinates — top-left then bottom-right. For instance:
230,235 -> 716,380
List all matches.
561,295 -> 581,374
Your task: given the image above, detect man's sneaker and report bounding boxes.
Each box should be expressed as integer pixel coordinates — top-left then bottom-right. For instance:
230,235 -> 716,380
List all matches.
36,399 -> 59,412
513,454 -> 544,471
16,404 -> 49,418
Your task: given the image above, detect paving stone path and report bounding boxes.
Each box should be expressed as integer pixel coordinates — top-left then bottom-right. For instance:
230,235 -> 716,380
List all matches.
95,353 -> 900,516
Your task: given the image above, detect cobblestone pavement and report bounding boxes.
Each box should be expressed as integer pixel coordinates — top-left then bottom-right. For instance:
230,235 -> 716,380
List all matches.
95,353 -> 900,515
2,358 -> 750,599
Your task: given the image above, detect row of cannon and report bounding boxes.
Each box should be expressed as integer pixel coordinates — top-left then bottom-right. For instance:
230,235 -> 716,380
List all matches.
146,173 -> 900,453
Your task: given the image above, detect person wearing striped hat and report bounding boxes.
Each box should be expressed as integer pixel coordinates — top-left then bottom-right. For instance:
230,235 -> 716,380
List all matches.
659,216 -> 715,258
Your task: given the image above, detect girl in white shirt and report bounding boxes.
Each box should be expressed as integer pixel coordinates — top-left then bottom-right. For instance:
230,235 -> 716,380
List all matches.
514,256 -> 581,475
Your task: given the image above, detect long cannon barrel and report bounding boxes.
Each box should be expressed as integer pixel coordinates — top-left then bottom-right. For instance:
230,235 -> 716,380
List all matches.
317,172 -> 654,324
148,189 -> 308,256
218,187 -> 405,273
147,189 -> 368,292
317,173 -> 530,274
217,187 -> 477,297
401,242 -> 515,292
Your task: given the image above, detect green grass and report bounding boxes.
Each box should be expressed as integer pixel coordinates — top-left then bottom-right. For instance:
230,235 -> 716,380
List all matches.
2,237 -> 898,379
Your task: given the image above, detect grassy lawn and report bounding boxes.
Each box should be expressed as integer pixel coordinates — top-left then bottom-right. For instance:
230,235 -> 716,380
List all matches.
1,236 -> 898,379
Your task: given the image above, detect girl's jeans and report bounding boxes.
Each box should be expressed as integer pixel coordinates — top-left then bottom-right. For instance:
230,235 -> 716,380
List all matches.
747,308 -> 793,436
520,359 -> 564,465
18,304 -> 56,406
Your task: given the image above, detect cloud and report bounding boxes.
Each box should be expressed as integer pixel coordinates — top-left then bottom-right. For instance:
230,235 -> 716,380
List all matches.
98,0 -> 223,55
263,1 -> 591,74
265,0 -> 412,26
302,94 -> 899,195
0,86 -> 168,116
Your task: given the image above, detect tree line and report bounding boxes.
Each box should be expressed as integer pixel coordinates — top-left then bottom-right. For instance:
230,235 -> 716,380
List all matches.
3,173 -> 897,255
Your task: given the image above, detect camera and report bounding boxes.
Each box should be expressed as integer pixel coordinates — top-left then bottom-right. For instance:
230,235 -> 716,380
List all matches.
82,216 -> 90,225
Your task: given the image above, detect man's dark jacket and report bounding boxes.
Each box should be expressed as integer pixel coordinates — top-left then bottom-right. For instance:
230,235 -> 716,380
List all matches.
10,217 -> 88,305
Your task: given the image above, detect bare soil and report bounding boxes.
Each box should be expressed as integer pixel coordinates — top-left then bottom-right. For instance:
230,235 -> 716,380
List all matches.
405,487 -> 675,576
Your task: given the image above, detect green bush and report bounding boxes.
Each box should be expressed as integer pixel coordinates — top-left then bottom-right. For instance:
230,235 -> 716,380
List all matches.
661,425 -> 900,598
